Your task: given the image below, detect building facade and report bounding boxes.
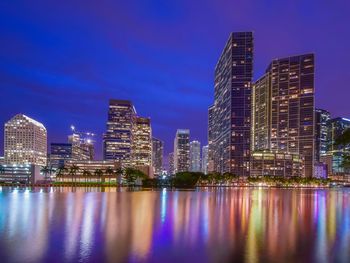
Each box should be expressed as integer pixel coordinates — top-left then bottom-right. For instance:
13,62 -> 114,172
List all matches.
168,152 -> 174,175
132,117 -> 152,167
189,140 -> 201,172
250,151 -> 304,178
201,145 -> 209,174
326,117 -> 350,174
4,114 -> 47,166
68,133 -> 94,161
152,137 -> 164,176
174,129 -> 190,173
315,109 -> 331,161
103,100 -> 136,164
50,143 -> 72,169
209,32 -> 253,176
251,54 -> 315,177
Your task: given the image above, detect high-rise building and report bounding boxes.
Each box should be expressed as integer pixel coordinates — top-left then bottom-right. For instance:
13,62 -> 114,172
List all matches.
174,129 -> 190,173
168,152 -> 174,175
189,140 -> 201,172
68,131 -> 95,161
201,145 -> 209,174
4,114 -> 47,166
325,117 -> 350,174
315,109 -> 331,161
152,137 -> 164,176
252,54 -> 315,177
132,117 -> 152,167
103,100 -> 136,164
50,143 -> 72,169
209,32 -> 253,176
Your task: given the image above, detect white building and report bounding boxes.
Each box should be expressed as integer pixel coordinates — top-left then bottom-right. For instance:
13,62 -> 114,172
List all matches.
202,145 -> 209,174
4,114 -> 47,166
190,140 -> 201,172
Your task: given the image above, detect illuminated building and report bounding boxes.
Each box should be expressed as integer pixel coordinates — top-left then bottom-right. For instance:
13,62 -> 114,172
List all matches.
0,164 -> 45,184
326,117 -> 350,174
209,32 -> 253,176
190,140 -> 201,172
174,129 -> 190,173
103,100 -> 136,164
152,137 -> 164,176
4,114 -> 47,166
50,143 -> 72,169
168,152 -> 174,175
251,54 -> 315,177
62,160 -> 121,182
315,108 -> 330,161
68,129 -> 95,161
132,117 -> 152,167
250,151 -> 304,177
208,105 -> 215,173
201,145 -> 209,174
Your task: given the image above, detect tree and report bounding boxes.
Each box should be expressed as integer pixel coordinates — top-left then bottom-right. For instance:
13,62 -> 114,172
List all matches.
56,166 -> 66,182
94,169 -> 103,184
115,167 -> 124,185
173,172 -> 200,188
82,170 -> 91,184
105,167 -> 114,185
40,166 -> 50,181
69,165 -> 79,184
125,168 -> 147,186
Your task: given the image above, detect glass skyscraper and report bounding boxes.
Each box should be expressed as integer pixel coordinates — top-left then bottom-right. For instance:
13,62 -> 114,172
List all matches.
189,140 -> 201,172
209,32 -> 253,176
152,137 -> 164,176
251,54 -> 315,177
315,108 -> 331,161
174,129 -> 190,173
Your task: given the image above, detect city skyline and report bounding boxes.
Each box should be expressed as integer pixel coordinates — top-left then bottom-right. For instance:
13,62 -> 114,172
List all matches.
1,1 -> 350,162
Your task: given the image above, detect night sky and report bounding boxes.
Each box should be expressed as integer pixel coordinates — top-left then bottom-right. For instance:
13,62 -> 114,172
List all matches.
1,0 -> 350,162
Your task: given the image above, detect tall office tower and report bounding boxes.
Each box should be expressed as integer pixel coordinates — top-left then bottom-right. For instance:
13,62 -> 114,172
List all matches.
251,54 -> 315,177
168,152 -> 174,175
207,105 -> 215,173
152,137 -> 164,176
174,129 -> 190,173
4,114 -> 47,166
189,140 -> 201,172
201,145 -> 209,174
68,130 -> 95,161
132,117 -> 152,166
209,32 -> 253,176
50,143 -> 72,169
315,109 -> 331,161
103,100 -> 136,165
326,117 -> 350,174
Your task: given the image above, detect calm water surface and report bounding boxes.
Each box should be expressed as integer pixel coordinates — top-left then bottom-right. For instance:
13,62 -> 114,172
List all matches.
0,187 -> 350,263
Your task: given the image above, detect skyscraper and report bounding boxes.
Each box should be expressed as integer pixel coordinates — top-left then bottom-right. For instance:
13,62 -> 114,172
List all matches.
325,117 -> 350,174
174,129 -> 190,173
50,143 -> 72,169
315,109 -> 331,161
68,130 -> 95,161
209,32 -> 253,176
201,145 -> 209,174
251,54 -> 315,177
168,152 -> 174,175
189,140 -> 201,172
4,114 -> 47,166
152,137 -> 164,176
103,100 -> 136,165
132,117 -> 152,167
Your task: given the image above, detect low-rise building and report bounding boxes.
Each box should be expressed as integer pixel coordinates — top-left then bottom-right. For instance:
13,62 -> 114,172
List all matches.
250,151 -> 304,178
0,164 -> 45,184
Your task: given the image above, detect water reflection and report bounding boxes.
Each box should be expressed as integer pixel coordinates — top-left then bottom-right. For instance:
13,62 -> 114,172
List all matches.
0,187 -> 349,263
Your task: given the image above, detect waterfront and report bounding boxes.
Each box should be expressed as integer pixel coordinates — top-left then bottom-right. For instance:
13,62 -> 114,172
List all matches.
0,187 -> 350,263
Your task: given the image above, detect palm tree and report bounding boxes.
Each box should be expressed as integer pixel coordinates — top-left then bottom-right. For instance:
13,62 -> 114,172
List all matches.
94,169 -> 103,184
56,166 -> 66,183
40,166 -> 50,181
0,165 -> 5,175
105,167 -> 114,185
69,165 -> 79,185
82,170 -> 91,184
115,167 -> 124,185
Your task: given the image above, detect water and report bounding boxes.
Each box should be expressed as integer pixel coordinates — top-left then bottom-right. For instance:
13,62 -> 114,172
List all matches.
0,187 -> 350,263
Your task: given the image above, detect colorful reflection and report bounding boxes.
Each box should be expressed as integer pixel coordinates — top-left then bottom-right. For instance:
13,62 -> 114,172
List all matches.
0,187 -> 349,262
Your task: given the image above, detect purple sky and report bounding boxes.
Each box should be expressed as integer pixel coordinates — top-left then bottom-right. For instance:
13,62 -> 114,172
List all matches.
1,0 -> 350,162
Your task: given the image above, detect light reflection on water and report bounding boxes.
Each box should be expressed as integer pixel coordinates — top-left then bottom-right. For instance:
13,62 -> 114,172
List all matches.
0,187 -> 350,263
